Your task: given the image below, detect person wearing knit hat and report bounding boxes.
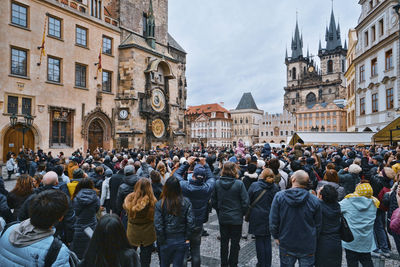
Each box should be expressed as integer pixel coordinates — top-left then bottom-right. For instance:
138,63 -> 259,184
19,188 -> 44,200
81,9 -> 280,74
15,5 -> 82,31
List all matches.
340,183 -> 378,266
338,164 -> 362,195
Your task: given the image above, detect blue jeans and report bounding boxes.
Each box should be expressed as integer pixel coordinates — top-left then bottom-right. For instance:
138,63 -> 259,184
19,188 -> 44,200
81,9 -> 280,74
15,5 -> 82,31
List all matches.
279,247 -> 314,267
255,235 -> 272,267
374,209 -> 389,252
184,226 -> 202,267
160,237 -> 188,267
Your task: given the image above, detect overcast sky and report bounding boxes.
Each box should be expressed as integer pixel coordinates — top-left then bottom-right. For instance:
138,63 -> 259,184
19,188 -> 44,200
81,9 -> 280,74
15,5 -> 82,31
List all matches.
168,0 -> 360,113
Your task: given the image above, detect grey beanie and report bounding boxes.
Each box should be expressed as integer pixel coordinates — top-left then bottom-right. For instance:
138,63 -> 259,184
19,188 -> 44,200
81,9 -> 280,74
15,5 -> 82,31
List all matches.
124,165 -> 135,175
105,169 -> 113,177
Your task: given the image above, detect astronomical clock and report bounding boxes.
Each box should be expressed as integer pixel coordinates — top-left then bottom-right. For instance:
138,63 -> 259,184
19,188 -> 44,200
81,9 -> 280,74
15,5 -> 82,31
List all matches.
138,58 -> 175,148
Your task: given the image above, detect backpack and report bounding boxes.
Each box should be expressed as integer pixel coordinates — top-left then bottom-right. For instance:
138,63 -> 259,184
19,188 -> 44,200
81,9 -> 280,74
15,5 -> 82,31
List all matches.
378,187 -> 391,211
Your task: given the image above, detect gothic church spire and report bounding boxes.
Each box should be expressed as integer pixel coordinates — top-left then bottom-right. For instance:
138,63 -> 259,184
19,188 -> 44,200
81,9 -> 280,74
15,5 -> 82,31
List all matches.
325,8 -> 342,51
291,19 -> 303,59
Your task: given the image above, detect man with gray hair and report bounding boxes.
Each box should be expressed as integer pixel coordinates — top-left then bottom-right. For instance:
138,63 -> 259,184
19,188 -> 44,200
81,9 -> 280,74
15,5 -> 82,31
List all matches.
18,171 -> 75,245
269,170 -> 321,266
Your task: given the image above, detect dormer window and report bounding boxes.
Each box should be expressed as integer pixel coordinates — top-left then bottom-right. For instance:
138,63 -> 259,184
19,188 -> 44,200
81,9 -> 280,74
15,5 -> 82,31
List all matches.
211,112 -> 216,118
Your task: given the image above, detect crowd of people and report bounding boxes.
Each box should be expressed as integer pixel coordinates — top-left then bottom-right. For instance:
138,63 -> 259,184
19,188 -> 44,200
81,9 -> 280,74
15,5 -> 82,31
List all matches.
0,143 -> 400,267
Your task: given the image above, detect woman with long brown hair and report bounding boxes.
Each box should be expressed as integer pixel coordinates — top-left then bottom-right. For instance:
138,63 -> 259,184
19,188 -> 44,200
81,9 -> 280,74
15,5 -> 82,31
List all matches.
7,174 -> 34,220
154,176 -> 195,267
124,178 -> 157,267
316,169 -> 345,200
157,161 -> 170,185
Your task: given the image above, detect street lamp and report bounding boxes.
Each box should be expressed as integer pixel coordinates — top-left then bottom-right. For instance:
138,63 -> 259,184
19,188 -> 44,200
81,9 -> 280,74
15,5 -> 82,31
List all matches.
9,114 -> 34,150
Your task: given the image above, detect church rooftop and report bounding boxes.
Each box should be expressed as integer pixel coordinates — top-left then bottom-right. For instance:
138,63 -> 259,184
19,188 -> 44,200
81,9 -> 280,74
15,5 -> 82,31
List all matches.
236,92 -> 259,110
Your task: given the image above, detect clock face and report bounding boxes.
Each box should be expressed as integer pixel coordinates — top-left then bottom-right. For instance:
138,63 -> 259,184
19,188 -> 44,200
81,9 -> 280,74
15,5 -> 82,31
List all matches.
119,109 -> 128,120
308,66 -> 315,73
152,119 -> 165,138
151,89 -> 166,112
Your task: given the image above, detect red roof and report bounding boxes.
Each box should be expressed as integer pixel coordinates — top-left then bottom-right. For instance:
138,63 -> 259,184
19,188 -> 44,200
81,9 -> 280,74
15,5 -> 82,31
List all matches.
185,103 -> 230,115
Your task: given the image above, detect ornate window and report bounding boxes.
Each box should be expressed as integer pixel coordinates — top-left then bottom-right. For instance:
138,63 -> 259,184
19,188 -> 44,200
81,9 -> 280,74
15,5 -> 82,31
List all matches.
306,92 -> 317,108
327,60 -> 333,74
49,107 -> 74,147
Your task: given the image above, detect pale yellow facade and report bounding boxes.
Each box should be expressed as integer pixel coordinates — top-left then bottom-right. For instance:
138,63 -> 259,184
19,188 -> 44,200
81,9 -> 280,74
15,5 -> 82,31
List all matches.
345,29 -> 357,132
0,0 -> 120,161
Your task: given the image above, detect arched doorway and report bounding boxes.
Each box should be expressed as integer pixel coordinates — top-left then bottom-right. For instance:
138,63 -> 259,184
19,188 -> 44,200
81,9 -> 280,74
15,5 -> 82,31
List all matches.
3,124 -> 34,160
88,120 -> 104,152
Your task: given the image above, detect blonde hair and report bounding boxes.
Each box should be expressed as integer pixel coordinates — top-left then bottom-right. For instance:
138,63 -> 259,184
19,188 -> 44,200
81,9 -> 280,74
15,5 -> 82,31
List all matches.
157,161 -> 166,177
259,168 -> 275,183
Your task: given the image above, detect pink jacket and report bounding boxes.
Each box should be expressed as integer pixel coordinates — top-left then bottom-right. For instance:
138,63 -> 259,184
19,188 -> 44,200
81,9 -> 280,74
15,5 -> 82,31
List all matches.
390,208 -> 400,235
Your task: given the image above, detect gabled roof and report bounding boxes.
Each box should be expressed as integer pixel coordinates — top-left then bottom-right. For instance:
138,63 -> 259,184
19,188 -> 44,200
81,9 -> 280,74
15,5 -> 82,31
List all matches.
168,33 -> 186,53
236,92 -> 259,110
185,103 -> 229,115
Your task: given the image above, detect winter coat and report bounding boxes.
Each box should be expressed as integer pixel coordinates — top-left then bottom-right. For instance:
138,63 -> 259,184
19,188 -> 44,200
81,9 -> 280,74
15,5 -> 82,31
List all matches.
269,187 -> 322,256
7,191 -> 32,221
316,181 -> 346,201
124,194 -> 157,247
152,182 -> 163,200
115,173 -> 140,216
339,196 -> 377,253
278,169 -> 289,190
387,186 -> 399,233
242,172 -> 258,191
338,169 -> 360,195
109,170 -> 125,212
79,248 -> 140,267
154,197 -> 195,244
28,161 -> 38,177
370,174 -> 392,198
211,176 -> 249,225
174,162 -> 215,227
136,164 -> 154,178
0,193 -> 12,223
6,158 -> 16,171
315,201 -> 342,267
390,208 -> 400,235
0,223 -> 70,267
18,185 -> 75,244
248,180 -> 279,236
261,144 -> 271,159
71,188 -> 100,259
100,177 -> 110,206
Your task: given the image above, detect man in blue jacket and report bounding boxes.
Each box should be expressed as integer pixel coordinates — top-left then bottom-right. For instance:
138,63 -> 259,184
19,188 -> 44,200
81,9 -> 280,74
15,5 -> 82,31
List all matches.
174,156 -> 215,267
0,189 -> 71,266
269,170 -> 322,266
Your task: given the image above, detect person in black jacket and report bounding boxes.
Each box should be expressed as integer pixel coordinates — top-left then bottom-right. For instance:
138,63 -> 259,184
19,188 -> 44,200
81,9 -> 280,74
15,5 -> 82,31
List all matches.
154,176 -> 195,267
109,167 -> 125,213
71,178 -> 100,259
80,214 -> 140,267
0,192 -> 12,224
370,167 -> 395,258
174,156 -> 215,267
315,185 -> 342,267
388,183 -> 400,255
150,170 -> 163,200
212,161 -> 249,267
248,168 -> 279,267
18,171 -> 75,245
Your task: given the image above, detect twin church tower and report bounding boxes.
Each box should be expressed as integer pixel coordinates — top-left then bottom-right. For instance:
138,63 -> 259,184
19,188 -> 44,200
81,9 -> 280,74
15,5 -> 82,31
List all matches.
284,9 -> 348,132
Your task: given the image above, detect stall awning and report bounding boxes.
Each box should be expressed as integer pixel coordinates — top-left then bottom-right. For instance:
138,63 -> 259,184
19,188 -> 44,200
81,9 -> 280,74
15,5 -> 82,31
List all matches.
288,132 -> 375,146
373,117 -> 400,145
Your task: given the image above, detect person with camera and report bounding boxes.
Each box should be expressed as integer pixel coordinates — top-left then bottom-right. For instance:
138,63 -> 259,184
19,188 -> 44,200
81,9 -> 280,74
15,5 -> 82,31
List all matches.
174,156 -> 215,267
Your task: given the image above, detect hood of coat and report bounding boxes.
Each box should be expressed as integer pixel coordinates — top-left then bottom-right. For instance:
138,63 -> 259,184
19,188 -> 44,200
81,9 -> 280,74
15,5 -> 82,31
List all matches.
258,179 -> 275,190
9,219 -> 55,247
123,174 -> 139,186
219,176 -> 237,190
347,196 -> 376,212
283,188 -> 310,207
75,188 -> 98,206
318,180 -> 340,190
244,172 -> 258,180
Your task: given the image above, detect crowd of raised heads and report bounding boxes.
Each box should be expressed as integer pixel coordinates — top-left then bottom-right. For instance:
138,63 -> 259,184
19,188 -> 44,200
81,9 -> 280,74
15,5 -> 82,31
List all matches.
1,143 -> 400,267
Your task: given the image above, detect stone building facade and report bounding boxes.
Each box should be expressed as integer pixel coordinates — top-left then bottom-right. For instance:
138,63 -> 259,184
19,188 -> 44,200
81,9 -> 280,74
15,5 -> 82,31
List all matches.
259,110 -> 296,144
186,103 -> 232,148
115,0 -> 188,150
354,0 -> 399,132
284,10 -> 348,133
231,93 -> 263,146
0,0 -> 188,161
0,0 -> 120,161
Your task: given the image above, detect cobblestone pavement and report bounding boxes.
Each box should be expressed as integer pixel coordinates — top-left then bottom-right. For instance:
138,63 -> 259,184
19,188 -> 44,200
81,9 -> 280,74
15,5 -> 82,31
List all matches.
2,168 -> 400,266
